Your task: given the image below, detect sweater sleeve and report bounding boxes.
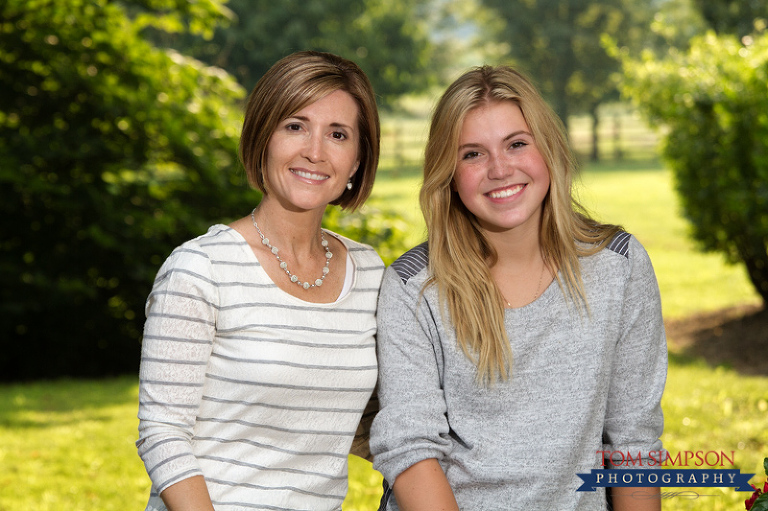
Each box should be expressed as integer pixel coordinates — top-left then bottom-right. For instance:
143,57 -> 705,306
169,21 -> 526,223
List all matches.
135,243 -> 218,494
370,267 -> 453,485
602,235 -> 667,468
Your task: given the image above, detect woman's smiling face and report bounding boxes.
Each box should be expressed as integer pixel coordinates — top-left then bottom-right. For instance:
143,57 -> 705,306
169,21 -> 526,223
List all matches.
453,100 -> 550,235
264,89 -> 360,212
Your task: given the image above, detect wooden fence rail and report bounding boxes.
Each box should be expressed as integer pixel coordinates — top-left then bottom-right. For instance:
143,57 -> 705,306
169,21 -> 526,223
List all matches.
379,108 -> 662,173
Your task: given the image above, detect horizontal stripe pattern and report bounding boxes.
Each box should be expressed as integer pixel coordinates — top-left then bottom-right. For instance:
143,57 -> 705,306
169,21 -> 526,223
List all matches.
138,225 -> 384,511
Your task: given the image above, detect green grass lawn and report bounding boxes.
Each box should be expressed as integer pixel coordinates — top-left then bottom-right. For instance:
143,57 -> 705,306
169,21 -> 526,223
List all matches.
0,378 -> 150,511
659,354 -> 768,510
1,159 -> 765,511
1,360 -> 765,510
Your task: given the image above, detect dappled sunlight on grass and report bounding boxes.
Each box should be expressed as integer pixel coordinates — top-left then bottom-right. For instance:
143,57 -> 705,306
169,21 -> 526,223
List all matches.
660,358 -> 768,510
0,377 -> 147,511
368,169 -> 425,248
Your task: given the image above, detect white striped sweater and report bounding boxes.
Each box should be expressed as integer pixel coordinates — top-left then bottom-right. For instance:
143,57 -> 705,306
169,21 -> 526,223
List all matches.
137,225 -> 384,511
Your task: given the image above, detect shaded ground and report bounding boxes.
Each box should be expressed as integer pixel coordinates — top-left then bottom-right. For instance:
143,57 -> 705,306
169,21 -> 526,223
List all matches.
665,304 -> 768,376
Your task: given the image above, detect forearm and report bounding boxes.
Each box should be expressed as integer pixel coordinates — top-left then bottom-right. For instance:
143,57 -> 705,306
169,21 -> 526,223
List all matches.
610,486 -> 660,511
159,475 -> 216,511
392,458 -> 459,511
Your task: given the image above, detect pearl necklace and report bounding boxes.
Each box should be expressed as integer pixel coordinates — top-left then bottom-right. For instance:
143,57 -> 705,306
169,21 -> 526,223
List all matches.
251,208 -> 332,290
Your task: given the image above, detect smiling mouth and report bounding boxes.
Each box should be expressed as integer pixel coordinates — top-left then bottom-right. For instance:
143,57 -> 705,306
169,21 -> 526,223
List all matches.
291,168 -> 329,181
487,184 -> 525,199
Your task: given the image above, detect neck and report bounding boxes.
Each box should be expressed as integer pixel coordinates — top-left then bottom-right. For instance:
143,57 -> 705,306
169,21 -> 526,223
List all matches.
484,222 -> 542,271
253,196 -> 325,257
484,222 -> 551,308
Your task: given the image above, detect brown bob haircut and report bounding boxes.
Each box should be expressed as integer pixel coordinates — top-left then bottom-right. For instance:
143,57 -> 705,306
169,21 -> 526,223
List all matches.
239,51 -> 380,211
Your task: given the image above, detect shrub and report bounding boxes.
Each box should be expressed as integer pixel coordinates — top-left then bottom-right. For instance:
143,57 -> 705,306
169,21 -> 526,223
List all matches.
324,205 -> 410,266
0,0 -> 409,381
618,32 -> 768,303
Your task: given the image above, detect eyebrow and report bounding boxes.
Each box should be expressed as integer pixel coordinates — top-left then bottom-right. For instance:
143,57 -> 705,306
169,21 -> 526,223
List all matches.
289,115 -> 354,131
457,130 -> 532,151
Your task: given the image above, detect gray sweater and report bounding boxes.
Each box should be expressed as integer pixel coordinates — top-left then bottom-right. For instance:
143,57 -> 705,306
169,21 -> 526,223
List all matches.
370,233 -> 667,511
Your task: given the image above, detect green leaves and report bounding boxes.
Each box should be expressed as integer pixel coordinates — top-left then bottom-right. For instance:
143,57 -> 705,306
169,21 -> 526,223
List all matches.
618,31 -> 768,303
479,0 -> 655,124
148,0 -> 439,107
0,0 -> 253,379
750,469 -> 768,511
0,0 -> 412,380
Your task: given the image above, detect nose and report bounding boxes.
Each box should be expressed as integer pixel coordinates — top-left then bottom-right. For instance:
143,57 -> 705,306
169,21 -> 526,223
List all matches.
486,151 -> 509,180
303,132 -> 325,163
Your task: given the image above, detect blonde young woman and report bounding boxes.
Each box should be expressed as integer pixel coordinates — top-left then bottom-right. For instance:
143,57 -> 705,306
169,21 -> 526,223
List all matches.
370,66 -> 667,511
137,51 -> 384,511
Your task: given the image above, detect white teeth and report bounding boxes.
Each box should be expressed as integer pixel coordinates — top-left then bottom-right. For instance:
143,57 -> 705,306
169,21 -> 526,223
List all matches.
488,185 -> 524,199
292,169 -> 328,181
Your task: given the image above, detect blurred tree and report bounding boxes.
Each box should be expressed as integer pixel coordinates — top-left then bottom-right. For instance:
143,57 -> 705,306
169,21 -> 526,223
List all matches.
152,0 -> 441,106
0,0 -> 410,381
692,0 -> 768,38
0,0 -> 253,380
618,31 -> 768,303
643,0 -> 710,52
476,0 -> 654,160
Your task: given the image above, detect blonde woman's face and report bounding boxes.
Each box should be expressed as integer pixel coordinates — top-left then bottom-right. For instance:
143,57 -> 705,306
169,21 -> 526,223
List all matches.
453,101 -> 550,234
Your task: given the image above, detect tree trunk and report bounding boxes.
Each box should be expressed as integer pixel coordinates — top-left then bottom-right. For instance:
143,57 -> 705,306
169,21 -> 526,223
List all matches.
739,240 -> 768,304
590,103 -> 599,162
550,0 -> 574,133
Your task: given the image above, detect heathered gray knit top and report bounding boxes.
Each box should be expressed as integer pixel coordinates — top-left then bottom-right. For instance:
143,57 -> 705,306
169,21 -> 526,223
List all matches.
371,232 -> 667,511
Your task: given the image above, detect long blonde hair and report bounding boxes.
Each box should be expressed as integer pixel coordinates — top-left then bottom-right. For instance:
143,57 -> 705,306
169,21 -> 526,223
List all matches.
421,65 -> 621,383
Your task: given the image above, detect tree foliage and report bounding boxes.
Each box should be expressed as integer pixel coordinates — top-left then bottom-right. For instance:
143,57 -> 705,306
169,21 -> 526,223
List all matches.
478,0 -> 653,129
618,31 -> 768,303
641,0 -> 709,52
0,0 -> 411,382
0,0 -> 254,380
692,0 -> 768,38
154,0 -> 440,106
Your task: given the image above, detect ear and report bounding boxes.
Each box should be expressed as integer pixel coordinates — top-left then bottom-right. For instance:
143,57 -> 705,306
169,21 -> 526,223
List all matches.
349,160 -> 360,179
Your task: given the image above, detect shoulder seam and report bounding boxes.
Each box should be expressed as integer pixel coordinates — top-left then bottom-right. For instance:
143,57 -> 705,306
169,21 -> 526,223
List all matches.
391,242 -> 429,284
605,231 -> 631,259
